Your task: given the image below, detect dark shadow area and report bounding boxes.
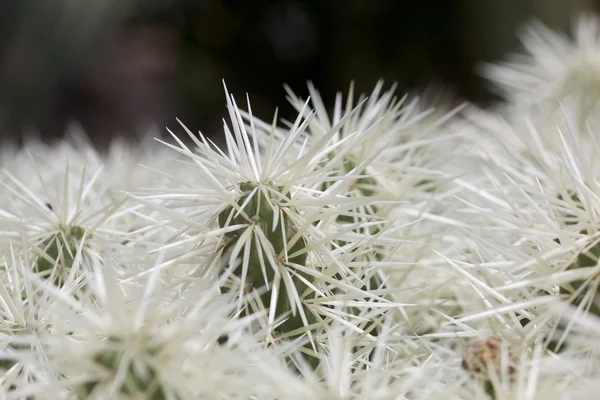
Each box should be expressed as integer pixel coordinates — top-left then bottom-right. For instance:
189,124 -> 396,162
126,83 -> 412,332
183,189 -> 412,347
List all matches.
0,0 -> 584,149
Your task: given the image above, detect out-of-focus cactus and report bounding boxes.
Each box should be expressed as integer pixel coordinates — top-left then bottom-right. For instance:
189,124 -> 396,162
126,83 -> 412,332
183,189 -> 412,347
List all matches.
79,337 -> 166,400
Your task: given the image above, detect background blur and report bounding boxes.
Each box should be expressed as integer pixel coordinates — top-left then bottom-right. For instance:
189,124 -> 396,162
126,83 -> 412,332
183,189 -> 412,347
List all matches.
0,0 -> 597,149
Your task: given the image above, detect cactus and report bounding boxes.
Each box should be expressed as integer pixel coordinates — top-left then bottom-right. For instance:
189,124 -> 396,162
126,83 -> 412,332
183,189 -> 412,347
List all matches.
554,190 -> 600,318
35,225 -> 87,287
80,337 -> 166,400
218,181 -> 314,338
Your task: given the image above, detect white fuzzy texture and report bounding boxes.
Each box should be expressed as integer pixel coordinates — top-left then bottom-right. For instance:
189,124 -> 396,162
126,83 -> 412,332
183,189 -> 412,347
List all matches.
5,16 -> 600,399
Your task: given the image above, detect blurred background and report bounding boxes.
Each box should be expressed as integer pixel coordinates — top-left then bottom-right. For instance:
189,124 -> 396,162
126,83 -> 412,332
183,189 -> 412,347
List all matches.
0,0 -> 597,149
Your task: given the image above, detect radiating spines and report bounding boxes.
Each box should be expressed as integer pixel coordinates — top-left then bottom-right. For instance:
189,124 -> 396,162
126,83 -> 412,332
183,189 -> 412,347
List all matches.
5,252 -> 311,400
482,15 -> 600,127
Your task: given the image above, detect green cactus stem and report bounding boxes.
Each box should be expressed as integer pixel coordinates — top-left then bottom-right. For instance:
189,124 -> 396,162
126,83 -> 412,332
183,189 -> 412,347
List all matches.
559,237 -> 600,317
0,339 -> 34,399
35,225 -> 87,287
554,190 -> 600,318
218,181 -> 314,338
80,337 -> 166,400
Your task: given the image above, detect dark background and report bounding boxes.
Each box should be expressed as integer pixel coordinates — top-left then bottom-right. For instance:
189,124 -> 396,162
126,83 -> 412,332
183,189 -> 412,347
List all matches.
0,0 -> 595,149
